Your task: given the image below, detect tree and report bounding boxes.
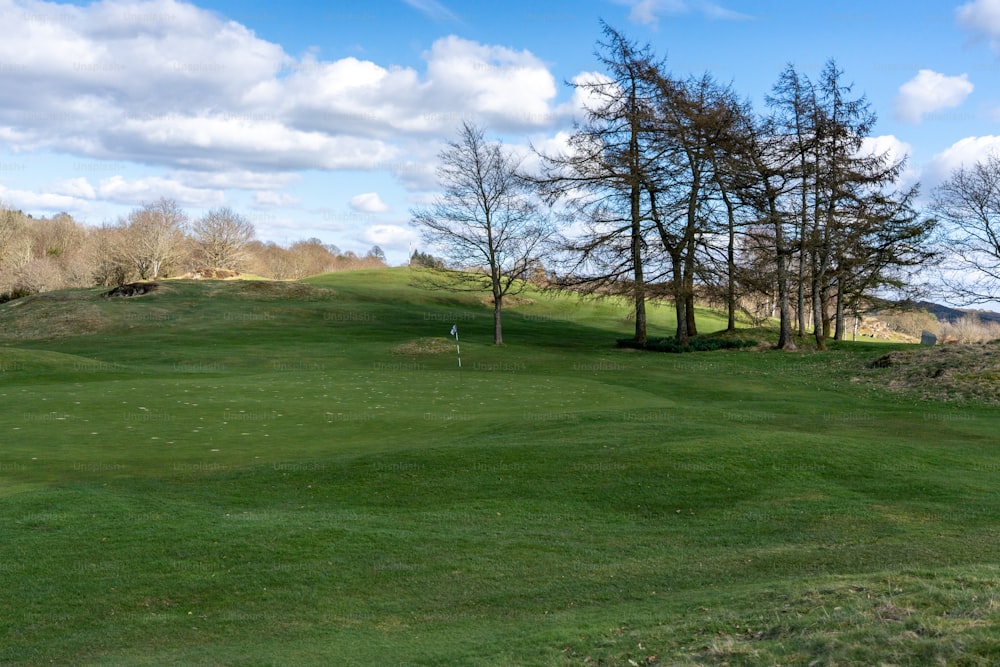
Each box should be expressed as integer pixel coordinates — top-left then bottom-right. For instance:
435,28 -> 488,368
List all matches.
412,121 -> 552,345
366,245 -> 387,263
119,198 -> 188,279
0,206 -> 32,295
191,207 -> 256,270
740,114 -> 801,350
535,23 -> 661,345
409,249 -> 445,269
931,153 -> 1000,304
643,71 -> 750,344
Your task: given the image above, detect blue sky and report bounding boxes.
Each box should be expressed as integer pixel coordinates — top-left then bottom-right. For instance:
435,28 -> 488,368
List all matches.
1,0 -> 999,265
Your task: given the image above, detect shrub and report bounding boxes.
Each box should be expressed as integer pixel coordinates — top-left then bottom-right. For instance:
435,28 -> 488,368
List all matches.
617,336 -> 758,353
940,314 -> 1000,344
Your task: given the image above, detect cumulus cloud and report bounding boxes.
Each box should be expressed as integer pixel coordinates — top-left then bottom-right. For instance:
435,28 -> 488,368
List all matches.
349,192 -> 390,213
957,0 -> 1000,50
0,184 -> 95,214
895,70 -> 974,124
359,223 -> 419,251
860,135 -> 920,189
0,0 -> 562,186
98,175 -> 224,207
923,135 -> 1000,186
253,191 -> 301,208
51,177 -> 97,200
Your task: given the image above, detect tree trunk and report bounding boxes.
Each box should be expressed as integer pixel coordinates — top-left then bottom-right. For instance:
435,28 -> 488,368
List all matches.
672,253 -> 688,346
630,179 -> 647,345
772,196 -> 797,351
493,291 -> 503,345
833,281 -> 846,341
683,232 -> 698,337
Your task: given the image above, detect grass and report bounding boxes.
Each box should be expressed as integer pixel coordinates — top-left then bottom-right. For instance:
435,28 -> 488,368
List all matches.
0,267 -> 998,665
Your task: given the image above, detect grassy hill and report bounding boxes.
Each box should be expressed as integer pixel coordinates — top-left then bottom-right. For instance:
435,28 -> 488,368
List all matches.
1,269 -> 998,665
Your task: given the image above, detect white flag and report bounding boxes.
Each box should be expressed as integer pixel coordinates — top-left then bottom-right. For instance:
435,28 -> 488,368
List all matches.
450,324 -> 458,336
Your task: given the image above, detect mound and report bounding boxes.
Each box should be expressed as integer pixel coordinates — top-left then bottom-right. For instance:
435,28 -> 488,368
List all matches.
865,341 -> 1000,404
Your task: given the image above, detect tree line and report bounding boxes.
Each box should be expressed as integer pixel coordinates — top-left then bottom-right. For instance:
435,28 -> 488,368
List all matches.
0,198 -> 387,300
414,24 -> 1000,349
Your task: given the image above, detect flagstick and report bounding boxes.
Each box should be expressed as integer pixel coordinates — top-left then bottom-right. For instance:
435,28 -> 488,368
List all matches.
452,324 -> 462,369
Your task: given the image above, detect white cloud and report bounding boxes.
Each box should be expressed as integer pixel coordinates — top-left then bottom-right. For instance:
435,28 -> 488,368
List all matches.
98,175 -> 224,207
0,1 -> 559,182
957,0 -> 1000,50
860,135 -> 920,188
0,184 -> 96,214
349,192 -> 390,213
253,191 -> 301,208
359,223 -> 419,251
923,135 -> 1000,186
894,70 -> 974,124
51,177 -> 97,199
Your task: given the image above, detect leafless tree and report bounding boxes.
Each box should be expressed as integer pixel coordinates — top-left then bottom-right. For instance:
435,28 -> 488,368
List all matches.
412,121 -> 553,345
119,198 -> 189,280
191,207 -> 256,271
931,153 -> 1000,304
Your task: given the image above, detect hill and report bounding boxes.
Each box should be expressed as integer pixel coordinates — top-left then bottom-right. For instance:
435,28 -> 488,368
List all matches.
1,269 -> 999,666
915,300 -> 1000,324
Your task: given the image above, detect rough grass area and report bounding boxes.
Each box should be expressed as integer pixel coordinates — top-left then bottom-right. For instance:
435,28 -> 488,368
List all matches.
0,291 -> 110,339
563,568 -> 1000,665
865,341 -> 1000,405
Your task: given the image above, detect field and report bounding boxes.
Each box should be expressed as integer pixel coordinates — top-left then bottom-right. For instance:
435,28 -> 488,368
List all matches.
1,268 -> 999,666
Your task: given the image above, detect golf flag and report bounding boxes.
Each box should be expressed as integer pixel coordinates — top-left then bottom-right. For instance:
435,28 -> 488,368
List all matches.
451,324 -> 461,368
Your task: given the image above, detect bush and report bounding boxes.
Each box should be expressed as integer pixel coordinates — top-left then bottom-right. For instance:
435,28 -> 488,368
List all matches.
940,314 -> 1000,344
617,336 -> 758,353
0,287 -> 35,304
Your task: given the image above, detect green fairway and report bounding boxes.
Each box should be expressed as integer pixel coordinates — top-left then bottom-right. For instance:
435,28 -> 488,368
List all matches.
1,269 -> 999,665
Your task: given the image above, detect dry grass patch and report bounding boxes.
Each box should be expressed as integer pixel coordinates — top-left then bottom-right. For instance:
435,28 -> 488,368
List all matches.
865,341 -> 1000,404
0,300 -> 107,339
391,337 -> 455,355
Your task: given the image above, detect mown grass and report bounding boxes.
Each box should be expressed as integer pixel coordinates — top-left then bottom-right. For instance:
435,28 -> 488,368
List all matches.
0,268 -> 998,665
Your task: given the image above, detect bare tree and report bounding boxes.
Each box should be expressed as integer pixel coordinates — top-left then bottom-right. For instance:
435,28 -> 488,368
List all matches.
931,153 -> 1000,304
412,121 -> 552,345
191,207 -> 256,271
119,198 -> 189,279
0,206 -> 32,294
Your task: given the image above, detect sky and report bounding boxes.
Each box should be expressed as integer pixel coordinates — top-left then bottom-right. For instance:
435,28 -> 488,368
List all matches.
2,0 -> 1000,268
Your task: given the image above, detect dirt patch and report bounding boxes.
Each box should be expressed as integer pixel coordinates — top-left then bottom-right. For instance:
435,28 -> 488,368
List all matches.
104,282 -> 159,298
865,342 -> 1000,405
392,337 -> 455,355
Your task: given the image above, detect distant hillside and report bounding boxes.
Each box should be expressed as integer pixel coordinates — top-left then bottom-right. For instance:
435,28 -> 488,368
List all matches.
915,301 -> 1000,324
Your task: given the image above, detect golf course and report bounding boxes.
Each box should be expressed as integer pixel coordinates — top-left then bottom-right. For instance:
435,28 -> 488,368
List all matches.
2,268 -> 999,665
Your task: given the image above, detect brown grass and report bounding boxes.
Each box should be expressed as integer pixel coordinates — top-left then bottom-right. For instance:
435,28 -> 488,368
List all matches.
865,341 -> 1000,404
391,337 -> 455,355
